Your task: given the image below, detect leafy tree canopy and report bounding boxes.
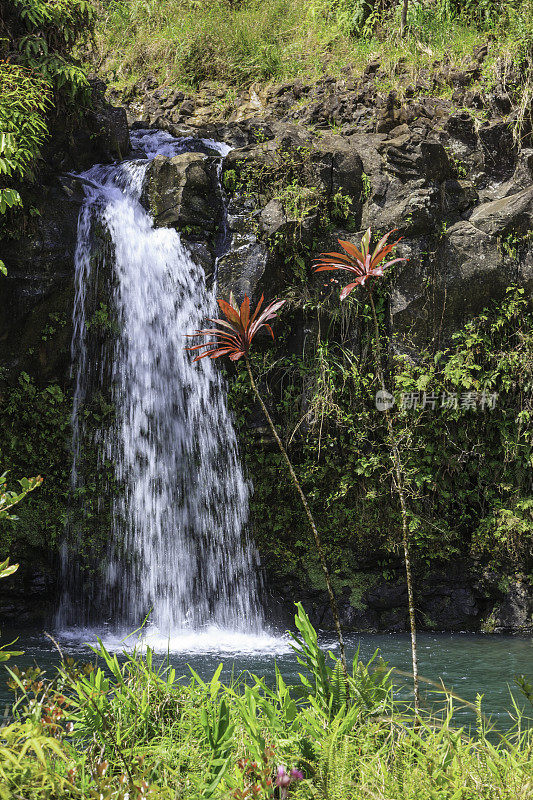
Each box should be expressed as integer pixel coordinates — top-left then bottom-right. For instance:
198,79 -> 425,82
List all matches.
0,0 -> 96,270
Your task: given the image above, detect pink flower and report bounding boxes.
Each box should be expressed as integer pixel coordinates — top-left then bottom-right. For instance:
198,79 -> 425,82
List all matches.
290,768 -> 304,781
275,765 -> 303,798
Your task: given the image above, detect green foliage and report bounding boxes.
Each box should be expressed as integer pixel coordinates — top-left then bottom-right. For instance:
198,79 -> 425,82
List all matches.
1,0 -> 95,97
273,184 -> 322,224
291,602 -> 392,719
392,286 -> 532,569
93,0 -> 533,123
0,66 -> 50,216
0,479 -> 41,664
0,471 -> 42,521
1,607 -> 532,798
0,0 -> 96,223
225,141 -> 320,218
330,191 -> 354,225
0,372 -> 113,567
0,558 -> 24,663
0,373 -> 71,553
227,286 -> 532,589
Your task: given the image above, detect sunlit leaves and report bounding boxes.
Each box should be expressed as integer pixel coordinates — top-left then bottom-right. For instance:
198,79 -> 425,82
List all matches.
187,293 -> 286,362
313,228 -> 406,299
0,472 -> 43,521
0,0 -> 96,219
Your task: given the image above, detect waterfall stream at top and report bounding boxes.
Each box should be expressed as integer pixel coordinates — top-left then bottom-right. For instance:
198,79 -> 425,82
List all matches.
56,130 -> 280,652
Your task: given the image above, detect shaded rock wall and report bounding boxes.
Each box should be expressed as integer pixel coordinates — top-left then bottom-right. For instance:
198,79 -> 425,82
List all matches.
0,83 -> 129,381
1,64 -> 532,634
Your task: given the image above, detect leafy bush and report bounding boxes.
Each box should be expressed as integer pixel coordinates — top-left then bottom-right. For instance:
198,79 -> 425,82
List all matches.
0,0 -> 96,265
1,605 -> 532,798
0,0 -> 95,97
227,286 -> 532,588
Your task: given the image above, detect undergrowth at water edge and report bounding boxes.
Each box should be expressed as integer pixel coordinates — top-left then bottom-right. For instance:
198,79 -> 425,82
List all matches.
1,603 -> 533,798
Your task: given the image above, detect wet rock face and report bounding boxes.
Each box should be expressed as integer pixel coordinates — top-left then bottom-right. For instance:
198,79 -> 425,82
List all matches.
200,109 -> 532,343
0,558 -> 56,628
0,184 -> 83,379
0,82 -> 129,382
127,75 -> 533,634
118,79 -> 533,352
142,152 -> 222,232
42,79 -> 130,176
140,151 -> 226,278
489,578 -> 533,634
266,560 -> 487,633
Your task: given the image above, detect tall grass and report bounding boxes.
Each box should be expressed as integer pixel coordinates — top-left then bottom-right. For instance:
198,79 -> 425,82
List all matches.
90,0 -> 533,96
2,606 -> 532,798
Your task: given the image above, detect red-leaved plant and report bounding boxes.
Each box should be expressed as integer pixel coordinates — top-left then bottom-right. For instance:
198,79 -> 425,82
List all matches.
187,293 -> 347,671
314,228 -> 420,712
186,294 -> 286,362
313,228 -> 404,299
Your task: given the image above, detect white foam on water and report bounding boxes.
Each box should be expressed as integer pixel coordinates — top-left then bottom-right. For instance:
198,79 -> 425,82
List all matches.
56,626 -> 292,656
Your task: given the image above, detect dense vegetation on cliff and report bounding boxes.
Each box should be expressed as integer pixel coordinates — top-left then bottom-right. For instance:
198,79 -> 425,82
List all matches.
0,0 -> 95,252
93,0 -> 533,102
0,1 -> 532,798
0,0 -> 532,630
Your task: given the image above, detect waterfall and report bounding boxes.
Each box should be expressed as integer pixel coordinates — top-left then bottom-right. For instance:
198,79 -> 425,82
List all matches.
58,130 -> 266,642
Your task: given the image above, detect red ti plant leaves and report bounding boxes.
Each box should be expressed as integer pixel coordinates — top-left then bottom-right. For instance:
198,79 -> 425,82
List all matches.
186,292 -> 286,362
313,227 -> 406,299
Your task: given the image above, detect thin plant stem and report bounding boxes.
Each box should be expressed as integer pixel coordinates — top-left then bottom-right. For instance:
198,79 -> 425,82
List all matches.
367,292 -> 420,714
244,355 -> 348,674
400,0 -> 409,36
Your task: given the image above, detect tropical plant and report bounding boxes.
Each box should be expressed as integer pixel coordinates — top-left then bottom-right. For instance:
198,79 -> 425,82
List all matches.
313,230 -> 405,297
0,473 -> 42,662
0,63 -> 51,276
0,558 -> 24,663
0,471 -> 43,521
187,293 -> 348,671
314,228 -> 421,712
0,0 -> 96,253
290,602 -> 392,721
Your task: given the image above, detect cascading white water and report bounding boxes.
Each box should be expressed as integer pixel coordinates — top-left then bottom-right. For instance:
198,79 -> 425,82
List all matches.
58,130 -> 268,644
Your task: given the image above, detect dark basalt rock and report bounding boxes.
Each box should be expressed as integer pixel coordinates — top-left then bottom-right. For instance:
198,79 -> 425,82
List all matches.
142,152 -> 221,232
266,560 -> 488,633
479,120 -> 517,177
137,73 -> 533,351
0,80 -> 130,381
467,186 -> 533,238
0,184 -> 82,378
489,578 -> 533,634
140,151 -> 227,277
3,57 -> 533,633
0,556 -> 56,628
42,79 -> 130,176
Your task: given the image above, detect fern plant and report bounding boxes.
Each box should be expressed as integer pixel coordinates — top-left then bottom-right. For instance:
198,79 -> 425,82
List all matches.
290,603 -> 393,721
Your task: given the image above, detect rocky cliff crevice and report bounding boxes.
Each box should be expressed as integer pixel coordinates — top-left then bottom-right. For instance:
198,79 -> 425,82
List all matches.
1,60 -> 531,634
